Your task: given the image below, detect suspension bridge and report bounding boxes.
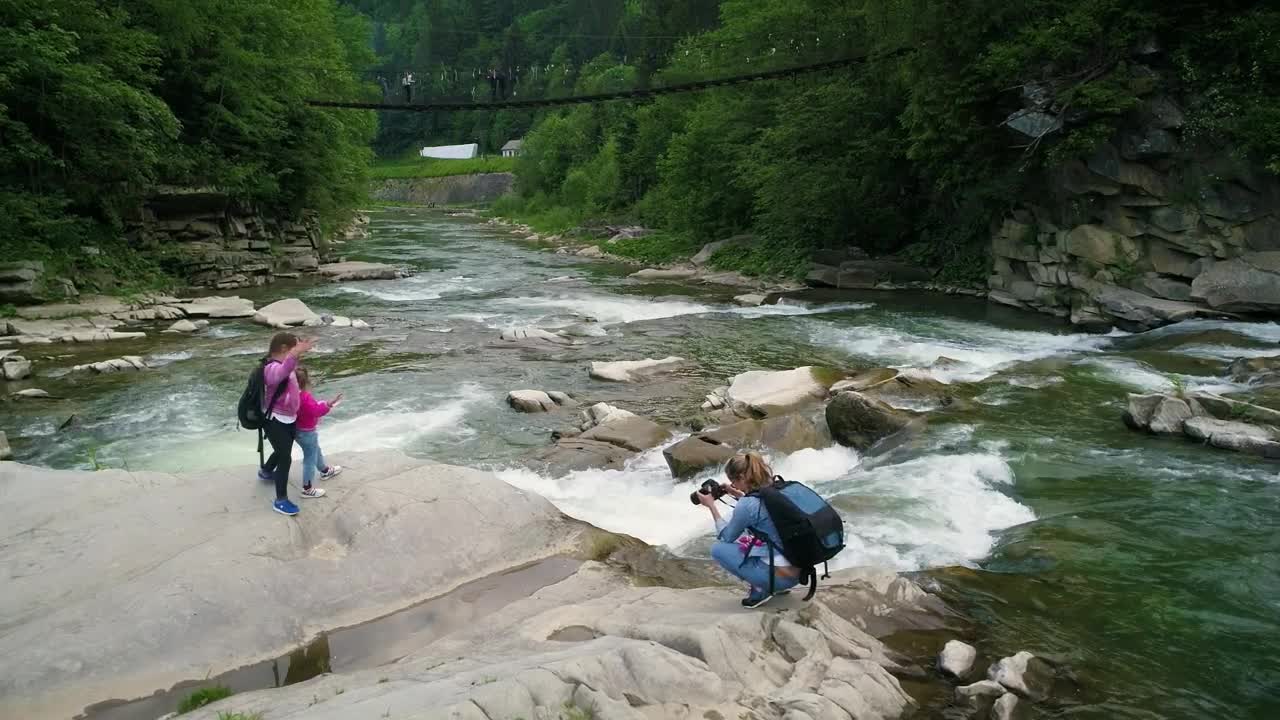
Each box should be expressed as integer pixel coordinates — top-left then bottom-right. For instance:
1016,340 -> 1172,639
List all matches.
305,51 -> 905,112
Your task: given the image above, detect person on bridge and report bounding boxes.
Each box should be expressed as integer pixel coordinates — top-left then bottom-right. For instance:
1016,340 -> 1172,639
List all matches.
402,72 -> 414,103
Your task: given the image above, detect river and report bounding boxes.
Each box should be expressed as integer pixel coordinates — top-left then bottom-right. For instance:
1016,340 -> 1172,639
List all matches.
5,208 -> 1278,719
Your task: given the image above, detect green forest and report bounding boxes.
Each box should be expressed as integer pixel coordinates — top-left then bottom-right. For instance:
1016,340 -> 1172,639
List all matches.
3,0 -> 1277,288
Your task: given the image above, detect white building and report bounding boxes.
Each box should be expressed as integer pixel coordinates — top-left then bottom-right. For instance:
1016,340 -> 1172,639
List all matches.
419,143 -> 478,160
501,139 -> 523,157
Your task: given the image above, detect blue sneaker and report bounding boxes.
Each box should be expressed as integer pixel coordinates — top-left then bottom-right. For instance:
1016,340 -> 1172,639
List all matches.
257,468 -> 272,482
741,588 -> 774,609
273,498 -> 299,516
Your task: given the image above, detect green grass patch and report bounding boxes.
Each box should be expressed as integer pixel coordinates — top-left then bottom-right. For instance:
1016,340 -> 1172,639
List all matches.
177,686 -> 233,714
488,194 -> 590,235
708,238 -> 811,280
370,155 -> 514,180
215,713 -> 262,720
604,232 -> 701,265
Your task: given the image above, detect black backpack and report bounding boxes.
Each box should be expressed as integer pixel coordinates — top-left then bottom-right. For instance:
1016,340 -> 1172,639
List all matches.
747,476 -> 845,600
237,359 -> 287,463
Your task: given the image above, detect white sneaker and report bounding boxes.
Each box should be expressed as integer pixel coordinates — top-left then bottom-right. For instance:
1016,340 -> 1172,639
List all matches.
320,465 -> 344,480
301,486 -> 326,498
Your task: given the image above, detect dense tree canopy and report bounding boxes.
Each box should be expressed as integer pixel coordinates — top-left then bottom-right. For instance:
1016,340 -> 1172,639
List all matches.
368,0 -> 1275,279
0,0 -> 375,281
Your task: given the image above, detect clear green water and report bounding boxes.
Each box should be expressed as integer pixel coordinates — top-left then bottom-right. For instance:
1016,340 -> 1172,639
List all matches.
5,208 -> 1278,719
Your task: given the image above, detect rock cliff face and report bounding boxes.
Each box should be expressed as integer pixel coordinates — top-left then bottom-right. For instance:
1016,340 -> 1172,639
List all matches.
990,96 -> 1280,330
126,187 -> 325,290
369,172 -> 515,205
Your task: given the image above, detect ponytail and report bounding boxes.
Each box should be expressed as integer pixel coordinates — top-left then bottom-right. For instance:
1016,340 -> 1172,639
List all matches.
726,452 -> 773,492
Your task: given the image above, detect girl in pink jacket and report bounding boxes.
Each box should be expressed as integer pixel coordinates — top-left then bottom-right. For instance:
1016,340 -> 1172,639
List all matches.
295,368 -> 344,494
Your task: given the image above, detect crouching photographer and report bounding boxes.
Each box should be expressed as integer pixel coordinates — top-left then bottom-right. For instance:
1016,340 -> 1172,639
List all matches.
694,452 -> 802,608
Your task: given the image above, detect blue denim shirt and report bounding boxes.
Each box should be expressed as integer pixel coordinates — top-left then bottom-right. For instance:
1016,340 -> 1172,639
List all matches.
715,495 -> 791,566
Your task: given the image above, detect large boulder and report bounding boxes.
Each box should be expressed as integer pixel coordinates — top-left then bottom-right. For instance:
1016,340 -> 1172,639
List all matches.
725,366 -> 832,418
579,416 -> 670,452
0,451 -> 585,720
663,414 -> 829,477
1,354 -> 31,381
317,261 -> 406,281
172,563 -> 939,720
1073,275 -> 1217,331
499,326 -> 570,345
507,390 -> 559,413
253,298 -> 321,328
1229,355 -> 1280,386
1191,251 -> 1280,312
533,438 -> 631,473
1183,417 -> 1280,458
589,356 -> 690,382
826,392 -> 912,450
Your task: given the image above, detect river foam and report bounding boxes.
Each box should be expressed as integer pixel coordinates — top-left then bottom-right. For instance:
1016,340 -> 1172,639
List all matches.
809,315 -> 1114,382
496,438 -> 1033,572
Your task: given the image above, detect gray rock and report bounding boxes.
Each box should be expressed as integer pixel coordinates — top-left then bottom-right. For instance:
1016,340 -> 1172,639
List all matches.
534,438 -> 631,473
1122,393 -> 1164,431
507,390 -> 558,413
170,564 -> 927,720
329,315 -> 353,328
0,261 -> 47,304
173,296 -> 256,318
1183,417 -> 1280,458
1121,127 -> 1179,159
1188,393 -> 1280,425
662,414 -> 828,478
992,692 -> 1022,720
0,431 -> 9,460
12,388 -> 51,399
956,680 -> 1006,714
1,356 -> 31,381
725,366 -> 831,418
578,416 -> 669,452
1064,224 -> 1130,265
1074,276 -> 1215,331
806,264 -> 840,288
1148,206 -> 1199,234
317,261 -> 406,281
1130,274 -> 1193,302
1227,356 -> 1280,387
73,356 -> 149,374
575,245 -> 604,258
1145,96 -> 1186,129
499,327 -> 569,345
939,639 -> 978,679
1191,251 -> 1280,312
1148,396 -> 1192,435
164,319 -> 200,333
734,293 -> 767,307
0,450 -> 585,720
580,402 -> 636,429
546,391 -> 578,408
589,356 -> 689,382
351,319 -> 371,330
826,392 -> 912,450
253,298 -> 319,328
988,651 -> 1053,700
1147,241 -> 1199,278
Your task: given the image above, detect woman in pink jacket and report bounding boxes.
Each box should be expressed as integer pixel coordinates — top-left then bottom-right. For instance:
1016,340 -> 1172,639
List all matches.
257,332 -> 316,515
295,368 -> 343,494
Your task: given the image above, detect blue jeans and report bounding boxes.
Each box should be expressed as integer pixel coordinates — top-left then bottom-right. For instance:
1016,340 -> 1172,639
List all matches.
711,541 -> 800,594
296,430 -> 327,488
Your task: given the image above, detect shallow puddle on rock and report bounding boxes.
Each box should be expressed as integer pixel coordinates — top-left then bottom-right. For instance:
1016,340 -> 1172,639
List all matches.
78,556 -> 580,720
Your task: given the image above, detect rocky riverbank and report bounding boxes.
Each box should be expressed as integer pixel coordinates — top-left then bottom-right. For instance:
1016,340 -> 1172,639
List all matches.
1,446 -> 1067,720
369,173 -> 515,206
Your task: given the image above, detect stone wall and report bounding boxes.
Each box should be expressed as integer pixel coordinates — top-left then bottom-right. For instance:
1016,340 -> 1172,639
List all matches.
369,172 -> 514,206
126,188 -> 325,291
989,95 -> 1280,331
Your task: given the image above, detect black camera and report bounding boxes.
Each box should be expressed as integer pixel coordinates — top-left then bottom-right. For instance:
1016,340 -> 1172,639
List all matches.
689,479 -> 727,505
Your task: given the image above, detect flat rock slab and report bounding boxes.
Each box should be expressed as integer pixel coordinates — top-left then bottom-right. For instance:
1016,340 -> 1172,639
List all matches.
0,450 -> 583,720
180,563 -> 944,720
727,366 -> 831,417
317,261 -> 406,281
629,268 -> 698,280
578,416 -> 670,452
172,296 -> 256,318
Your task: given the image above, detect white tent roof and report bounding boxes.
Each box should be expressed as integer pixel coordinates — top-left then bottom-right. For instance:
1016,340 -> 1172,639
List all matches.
419,143 -> 478,159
